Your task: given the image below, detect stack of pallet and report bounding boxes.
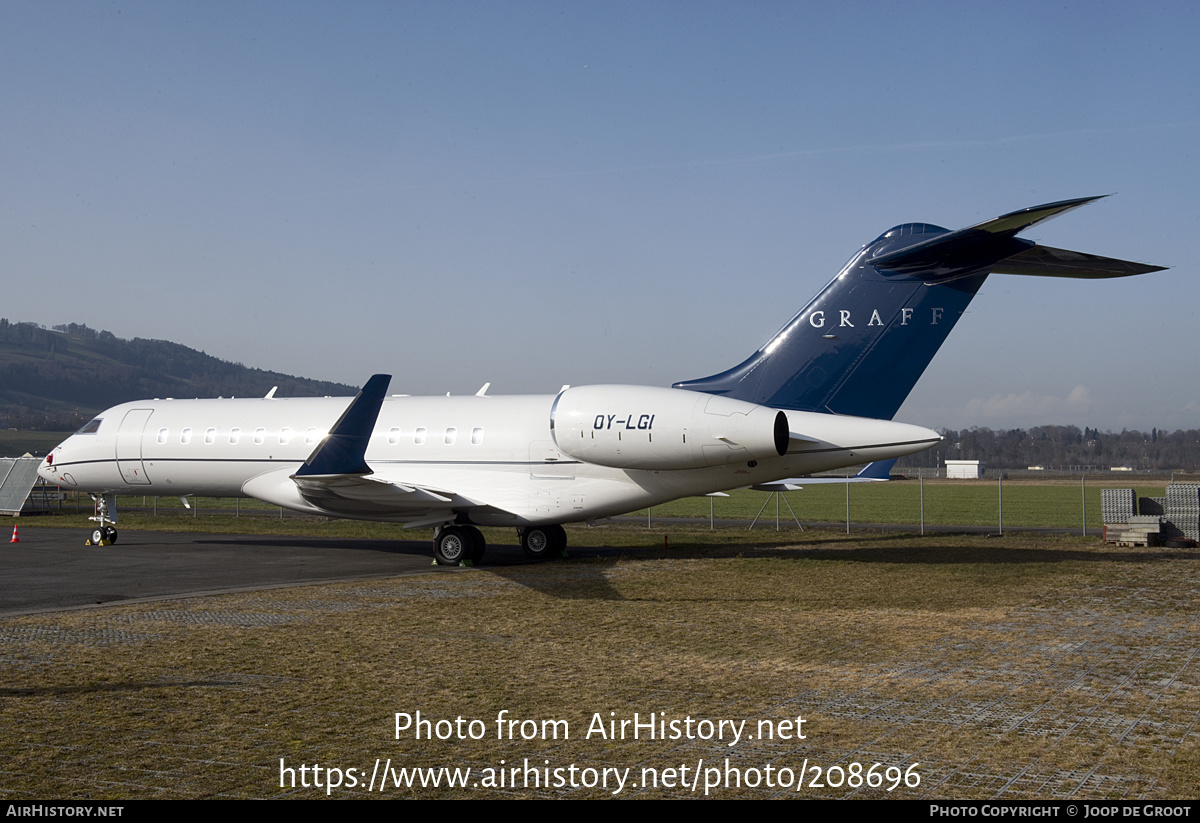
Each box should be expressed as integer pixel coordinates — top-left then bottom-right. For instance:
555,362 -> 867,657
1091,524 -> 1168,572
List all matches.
1105,514 -> 1163,546
1102,488 -> 1136,523
1103,484 -> 1199,546
1166,483 -> 1200,541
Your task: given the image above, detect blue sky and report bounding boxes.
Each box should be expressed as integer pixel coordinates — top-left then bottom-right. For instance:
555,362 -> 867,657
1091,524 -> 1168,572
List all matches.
3,2 -> 1196,431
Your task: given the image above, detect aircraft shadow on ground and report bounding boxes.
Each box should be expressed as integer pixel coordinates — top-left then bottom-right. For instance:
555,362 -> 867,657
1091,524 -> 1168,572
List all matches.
189,532 -> 1196,603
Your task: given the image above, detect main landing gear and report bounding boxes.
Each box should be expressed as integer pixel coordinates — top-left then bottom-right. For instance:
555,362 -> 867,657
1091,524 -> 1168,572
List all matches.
86,494 -> 118,546
519,524 -> 566,560
432,525 -> 486,566
430,523 -> 568,565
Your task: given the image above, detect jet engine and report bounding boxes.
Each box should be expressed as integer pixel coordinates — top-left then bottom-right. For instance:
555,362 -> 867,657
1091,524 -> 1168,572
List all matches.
550,385 -> 788,470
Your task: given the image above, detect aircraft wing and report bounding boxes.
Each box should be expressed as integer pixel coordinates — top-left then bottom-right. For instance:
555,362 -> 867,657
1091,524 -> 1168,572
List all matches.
242,465 -> 505,528
241,373 -> 511,527
751,458 -> 897,492
290,473 -> 483,523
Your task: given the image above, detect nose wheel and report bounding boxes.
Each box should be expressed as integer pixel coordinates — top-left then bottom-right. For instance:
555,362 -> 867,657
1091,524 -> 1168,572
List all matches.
86,494 -> 119,546
89,526 -> 118,546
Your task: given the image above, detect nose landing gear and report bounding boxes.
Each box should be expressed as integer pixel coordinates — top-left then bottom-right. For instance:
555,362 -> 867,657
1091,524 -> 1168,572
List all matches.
86,494 -> 118,546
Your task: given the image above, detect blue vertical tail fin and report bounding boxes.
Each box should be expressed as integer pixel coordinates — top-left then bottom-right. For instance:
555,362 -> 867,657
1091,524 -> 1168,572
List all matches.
673,196 -> 1163,419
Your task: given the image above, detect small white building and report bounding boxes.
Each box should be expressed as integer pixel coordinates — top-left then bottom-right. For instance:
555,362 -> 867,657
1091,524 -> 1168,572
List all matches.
945,459 -> 985,479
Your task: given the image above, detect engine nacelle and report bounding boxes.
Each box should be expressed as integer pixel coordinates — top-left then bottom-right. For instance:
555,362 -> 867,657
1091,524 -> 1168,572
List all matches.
551,385 -> 788,470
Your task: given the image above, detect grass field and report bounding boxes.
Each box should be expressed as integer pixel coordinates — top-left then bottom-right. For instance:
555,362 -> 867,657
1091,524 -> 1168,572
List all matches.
28,477 -> 1186,535
0,430 -> 70,458
2,525 -> 1198,799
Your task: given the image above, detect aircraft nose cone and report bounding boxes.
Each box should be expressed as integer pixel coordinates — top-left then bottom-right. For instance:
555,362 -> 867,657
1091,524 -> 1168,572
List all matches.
37,454 -> 55,482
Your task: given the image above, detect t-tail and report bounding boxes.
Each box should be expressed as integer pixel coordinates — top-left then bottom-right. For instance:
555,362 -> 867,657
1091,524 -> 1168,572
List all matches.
674,196 -> 1164,420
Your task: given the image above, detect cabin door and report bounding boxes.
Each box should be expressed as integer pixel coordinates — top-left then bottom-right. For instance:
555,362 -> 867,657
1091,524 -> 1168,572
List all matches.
116,408 -> 154,485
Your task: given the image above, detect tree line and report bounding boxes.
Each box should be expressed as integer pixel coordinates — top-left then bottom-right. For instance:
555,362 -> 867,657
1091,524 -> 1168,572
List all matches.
896,424 -> 1200,471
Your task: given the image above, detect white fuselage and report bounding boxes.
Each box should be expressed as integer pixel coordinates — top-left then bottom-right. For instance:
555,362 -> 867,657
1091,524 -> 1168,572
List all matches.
39,387 -> 939,527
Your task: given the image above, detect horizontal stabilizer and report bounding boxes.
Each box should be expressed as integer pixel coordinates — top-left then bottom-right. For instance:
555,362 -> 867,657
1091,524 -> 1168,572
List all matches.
869,195 -> 1109,282
295,374 -> 391,478
752,458 -> 898,492
991,244 -> 1166,278
751,481 -> 804,492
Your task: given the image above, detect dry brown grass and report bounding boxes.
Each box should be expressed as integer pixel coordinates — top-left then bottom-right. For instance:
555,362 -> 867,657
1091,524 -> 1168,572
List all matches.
2,528 -> 1198,799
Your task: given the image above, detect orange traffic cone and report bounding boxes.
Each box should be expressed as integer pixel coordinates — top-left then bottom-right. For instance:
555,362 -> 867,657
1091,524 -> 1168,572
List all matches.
10,524 -> 18,543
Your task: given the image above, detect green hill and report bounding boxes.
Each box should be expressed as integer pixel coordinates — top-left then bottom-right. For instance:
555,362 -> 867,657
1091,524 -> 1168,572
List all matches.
0,319 -> 357,431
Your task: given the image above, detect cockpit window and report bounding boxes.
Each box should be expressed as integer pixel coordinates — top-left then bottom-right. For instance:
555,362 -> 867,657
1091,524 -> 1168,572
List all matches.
76,418 -> 102,434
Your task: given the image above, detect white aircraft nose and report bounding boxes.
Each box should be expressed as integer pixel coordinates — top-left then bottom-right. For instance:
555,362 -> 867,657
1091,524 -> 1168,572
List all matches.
37,452 -> 57,483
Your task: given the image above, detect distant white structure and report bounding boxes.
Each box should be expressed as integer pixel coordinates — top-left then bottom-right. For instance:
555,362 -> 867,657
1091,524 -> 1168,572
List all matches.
1110,466 -> 1134,472
945,459 -> 985,479
1027,466 -> 1045,471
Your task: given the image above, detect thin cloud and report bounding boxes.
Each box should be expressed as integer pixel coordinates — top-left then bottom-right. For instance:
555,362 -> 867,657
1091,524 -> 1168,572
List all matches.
964,385 -> 1094,422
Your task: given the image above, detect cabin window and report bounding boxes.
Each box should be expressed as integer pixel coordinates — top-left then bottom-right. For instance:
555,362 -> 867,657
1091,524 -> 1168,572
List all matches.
279,427 -> 292,445
387,427 -> 401,446
156,428 -> 169,445
444,427 -> 457,445
254,428 -> 265,445
204,428 -> 216,445
305,428 -> 319,445
471,427 -> 484,445
414,427 -> 427,445
229,428 -> 241,445
181,428 -> 193,445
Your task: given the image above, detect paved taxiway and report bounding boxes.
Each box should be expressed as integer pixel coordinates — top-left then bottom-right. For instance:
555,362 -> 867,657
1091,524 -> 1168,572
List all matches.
3,517 -> 1103,617
0,527 -> 499,616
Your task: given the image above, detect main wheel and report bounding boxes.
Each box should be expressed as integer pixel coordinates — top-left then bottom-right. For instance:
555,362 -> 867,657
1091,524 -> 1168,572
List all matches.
104,526 -> 118,544
521,524 -> 566,559
433,526 -> 472,566
90,528 -> 104,545
462,526 -> 486,563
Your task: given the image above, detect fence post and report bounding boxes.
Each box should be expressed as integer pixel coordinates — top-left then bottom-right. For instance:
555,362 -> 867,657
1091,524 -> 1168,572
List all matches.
919,469 -> 924,536
998,474 -> 1003,535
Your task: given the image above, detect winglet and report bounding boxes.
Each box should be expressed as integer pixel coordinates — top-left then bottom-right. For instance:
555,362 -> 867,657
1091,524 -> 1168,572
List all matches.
295,374 -> 391,477
855,458 -> 896,481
